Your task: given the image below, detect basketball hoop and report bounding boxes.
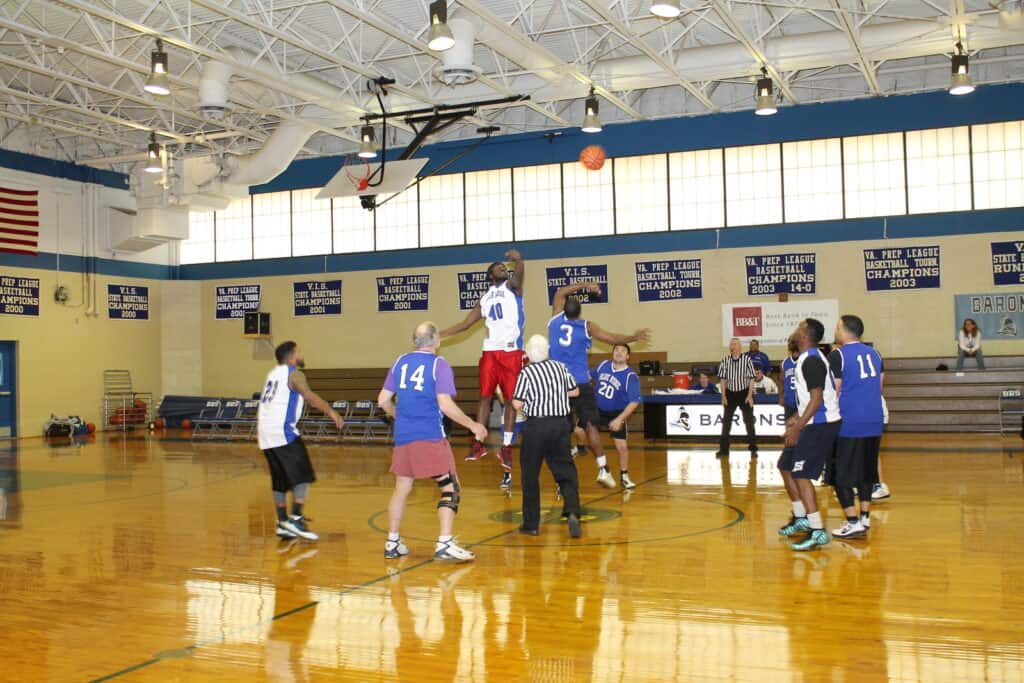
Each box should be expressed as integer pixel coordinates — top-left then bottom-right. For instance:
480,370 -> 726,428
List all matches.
343,154 -> 371,192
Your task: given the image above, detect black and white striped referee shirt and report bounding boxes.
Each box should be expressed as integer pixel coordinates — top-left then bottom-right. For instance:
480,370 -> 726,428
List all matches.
513,359 -> 577,418
717,354 -> 756,392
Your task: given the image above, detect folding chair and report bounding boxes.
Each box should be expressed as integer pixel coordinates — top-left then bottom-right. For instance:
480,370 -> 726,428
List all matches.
230,400 -> 260,440
214,400 -> 243,440
362,400 -> 393,443
319,401 -> 349,442
191,400 -> 223,440
343,400 -> 376,442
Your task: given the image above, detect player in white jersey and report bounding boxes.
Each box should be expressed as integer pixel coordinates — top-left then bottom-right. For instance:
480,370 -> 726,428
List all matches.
258,341 -> 344,542
441,249 -> 525,490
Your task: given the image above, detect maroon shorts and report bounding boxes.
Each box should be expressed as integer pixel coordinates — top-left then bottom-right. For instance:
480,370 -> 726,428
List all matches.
391,439 -> 458,480
479,350 -> 526,398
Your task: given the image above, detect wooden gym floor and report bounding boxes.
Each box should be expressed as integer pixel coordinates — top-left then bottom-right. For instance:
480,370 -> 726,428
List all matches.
0,431 -> 1022,682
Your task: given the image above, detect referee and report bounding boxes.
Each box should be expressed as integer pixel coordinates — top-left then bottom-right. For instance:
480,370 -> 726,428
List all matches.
512,334 -> 583,538
717,337 -> 758,458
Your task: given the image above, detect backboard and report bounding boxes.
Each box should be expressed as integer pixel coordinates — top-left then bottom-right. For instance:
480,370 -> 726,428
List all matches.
316,158 -> 428,200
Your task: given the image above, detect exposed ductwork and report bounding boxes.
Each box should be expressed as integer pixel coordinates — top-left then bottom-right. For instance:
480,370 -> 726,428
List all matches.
198,59 -> 233,119
434,13 -> 481,86
219,119 -> 317,187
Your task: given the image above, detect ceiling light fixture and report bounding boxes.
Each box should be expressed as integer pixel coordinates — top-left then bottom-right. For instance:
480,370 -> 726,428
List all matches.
650,0 -> 682,18
754,67 -> 777,116
144,133 -> 163,173
582,87 -> 602,134
427,0 -> 455,52
144,38 -> 170,96
358,125 -> 378,159
949,42 -> 975,96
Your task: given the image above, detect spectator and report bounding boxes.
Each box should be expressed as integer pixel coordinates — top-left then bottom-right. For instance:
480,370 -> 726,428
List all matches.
751,364 -> 778,394
956,318 -> 985,371
695,372 -> 719,395
747,340 -> 772,376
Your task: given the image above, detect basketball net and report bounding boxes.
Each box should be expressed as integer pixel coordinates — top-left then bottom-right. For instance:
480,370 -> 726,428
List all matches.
343,154 -> 371,192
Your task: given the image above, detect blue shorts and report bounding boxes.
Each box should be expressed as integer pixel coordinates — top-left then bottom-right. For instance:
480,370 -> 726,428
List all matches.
790,421 -> 840,480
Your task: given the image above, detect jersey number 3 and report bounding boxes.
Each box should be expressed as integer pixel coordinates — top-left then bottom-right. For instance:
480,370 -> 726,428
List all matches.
399,363 -> 426,392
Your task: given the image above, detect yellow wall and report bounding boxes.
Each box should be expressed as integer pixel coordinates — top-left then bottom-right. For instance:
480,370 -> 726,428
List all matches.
2,266 -> 161,436
197,230 -> 1024,399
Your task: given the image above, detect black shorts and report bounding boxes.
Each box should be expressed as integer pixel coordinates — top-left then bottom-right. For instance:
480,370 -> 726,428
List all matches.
791,421 -> 840,480
569,382 -> 600,430
263,438 -> 316,491
834,436 -> 881,489
597,410 -> 628,439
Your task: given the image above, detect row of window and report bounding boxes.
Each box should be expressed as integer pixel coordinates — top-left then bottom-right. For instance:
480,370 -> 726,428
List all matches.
180,120 -> 1024,264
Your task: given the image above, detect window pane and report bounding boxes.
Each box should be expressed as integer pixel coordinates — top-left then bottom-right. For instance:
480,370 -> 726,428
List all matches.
563,161 -> 614,237
333,195 -> 374,253
466,169 -> 512,244
215,197 -> 252,262
972,121 -> 1024,210
375,186 -> 418,251
669,149 -> 724,230
252,191 -> 291,260
615,154 -> 668,234
906,126 -> 971,214
783,138 -> 842,222
843,132 -> 906,218
290,188 -> 332,256
725,144 -> 783,226
419,174 -> 464,247
513,164 -> 562,240
180,211 -> 215,264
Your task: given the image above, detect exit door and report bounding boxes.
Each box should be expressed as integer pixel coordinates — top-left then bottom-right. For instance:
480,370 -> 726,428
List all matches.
0,342 -> 15,439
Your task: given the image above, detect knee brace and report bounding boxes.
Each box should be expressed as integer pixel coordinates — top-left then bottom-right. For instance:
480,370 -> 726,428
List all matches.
436,474 -> 460,513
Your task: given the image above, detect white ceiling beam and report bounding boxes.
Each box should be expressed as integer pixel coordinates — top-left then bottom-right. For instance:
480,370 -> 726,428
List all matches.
827,0 -> 883,95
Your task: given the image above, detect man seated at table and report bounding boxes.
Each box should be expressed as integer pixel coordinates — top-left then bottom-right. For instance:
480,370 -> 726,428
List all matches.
747,340 -> 772,377
751,363 -> 778,394
695,372 -> 719,395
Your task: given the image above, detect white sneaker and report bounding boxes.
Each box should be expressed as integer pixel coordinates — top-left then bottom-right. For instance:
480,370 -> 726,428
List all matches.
434,539 -> 475,562
569,446 -> 579,458
384,538 -> 409,559
832,520 -> 867,538
860,515 -> 871,529
276,522 -> 297,539
596,468 -> 616,489
871,483 -> 891,500
280,515 -> 318,542
620,473 -> 637,489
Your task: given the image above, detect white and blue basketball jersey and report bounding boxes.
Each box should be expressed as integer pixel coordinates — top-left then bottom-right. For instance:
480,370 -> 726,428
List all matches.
592,360 -> 641,412
794,349 -> 840,424
548,312 -> 592,384
836,342 -> 884,437
480,282 -> 525,351
782,356 -> 798,408
386,351 -> 455,446
257,365 -> 304,449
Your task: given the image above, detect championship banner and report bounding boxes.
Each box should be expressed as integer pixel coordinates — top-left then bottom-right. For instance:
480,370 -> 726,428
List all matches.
545,265 -> 608,305
744,253 -> 816,296
666,404 -> 786,436
863,245 -> 940,291
293,280 -> 342,316
721,299 -> 838,346
635,259 -> 702,301
377,274 -> 429,312
991,240 -> 1024,286
215,284 -> 261,319
0,274 -> 39,316
954,292 -> 1024,340
107,284 -> 149,320
457,271 -> 491,310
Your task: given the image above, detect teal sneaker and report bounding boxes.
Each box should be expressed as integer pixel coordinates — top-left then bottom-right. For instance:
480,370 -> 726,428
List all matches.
791,529 -> 830,551
779,516 -> 810,536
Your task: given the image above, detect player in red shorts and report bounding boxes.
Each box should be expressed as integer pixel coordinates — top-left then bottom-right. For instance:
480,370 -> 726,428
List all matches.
441,249 -> 525,490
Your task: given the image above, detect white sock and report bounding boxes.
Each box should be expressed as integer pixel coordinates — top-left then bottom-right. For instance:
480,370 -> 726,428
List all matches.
792,501 -> 807,517
502,431 -> 513,446
387,531 -> 400,542
596,455 -> 608,469
437,535 -> 452,546
807,511 -> 823,530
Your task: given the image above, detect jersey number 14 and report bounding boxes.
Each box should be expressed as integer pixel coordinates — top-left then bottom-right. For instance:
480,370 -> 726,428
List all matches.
399,363 -> 426,392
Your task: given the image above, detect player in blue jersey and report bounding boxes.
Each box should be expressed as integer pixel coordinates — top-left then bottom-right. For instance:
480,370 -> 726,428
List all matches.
378,322 -> 489,562
828,315 -> 884,539
591,344 -> 642,489
548,281 -> 650,489
776,334 -> 807,534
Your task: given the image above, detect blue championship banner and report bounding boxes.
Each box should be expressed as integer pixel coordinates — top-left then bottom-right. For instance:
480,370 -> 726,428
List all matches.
635,259 -> 702,301
745,253 -> 815,295
0,274 -> 39,316
377,274 -> 429,312
216,284 -> 261,319
107,284 -> 149,320
863,245 -> 940,291
954,292 -> 1024,340
991,240 -> 1024,286
545,265 -> 609,305
457,271 -> 491,310
293,280 -> 342,316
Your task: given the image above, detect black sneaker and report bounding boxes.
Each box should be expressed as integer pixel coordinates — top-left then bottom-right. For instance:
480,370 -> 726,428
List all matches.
567,514 -> 582,538
281,515 -> 318,542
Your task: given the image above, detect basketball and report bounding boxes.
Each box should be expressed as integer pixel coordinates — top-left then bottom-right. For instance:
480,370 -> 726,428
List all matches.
579,144 -> 606,171
86,423 -> 96,434
181,418 -> 193,430
154,418 -> 164,429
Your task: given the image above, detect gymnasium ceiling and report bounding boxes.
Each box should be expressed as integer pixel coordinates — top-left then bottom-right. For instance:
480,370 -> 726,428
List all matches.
0,0 -> 1022,174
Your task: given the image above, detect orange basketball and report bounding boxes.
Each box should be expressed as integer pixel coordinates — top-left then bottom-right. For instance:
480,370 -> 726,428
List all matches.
181,418 -> 193,430
579,145 -> 606,171
86,422 -> 96,434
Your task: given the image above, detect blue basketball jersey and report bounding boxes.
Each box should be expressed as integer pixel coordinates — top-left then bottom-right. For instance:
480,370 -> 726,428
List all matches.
592,360 -> 642,412
548,312 -> 592,384
782,356 -> 798,408
836,342 -> 884,437
385,351 -> 455,446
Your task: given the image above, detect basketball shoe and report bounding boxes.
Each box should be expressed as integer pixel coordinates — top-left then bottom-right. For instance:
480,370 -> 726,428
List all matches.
434,539 -> 475,562
281,515 -> 318,542
779,516 -> 810,536
466,440 -> 488,462
791,529 -> 830,551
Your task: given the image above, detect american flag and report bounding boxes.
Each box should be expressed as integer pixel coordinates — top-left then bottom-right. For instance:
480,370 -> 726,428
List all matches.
0,186 -> 39,255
